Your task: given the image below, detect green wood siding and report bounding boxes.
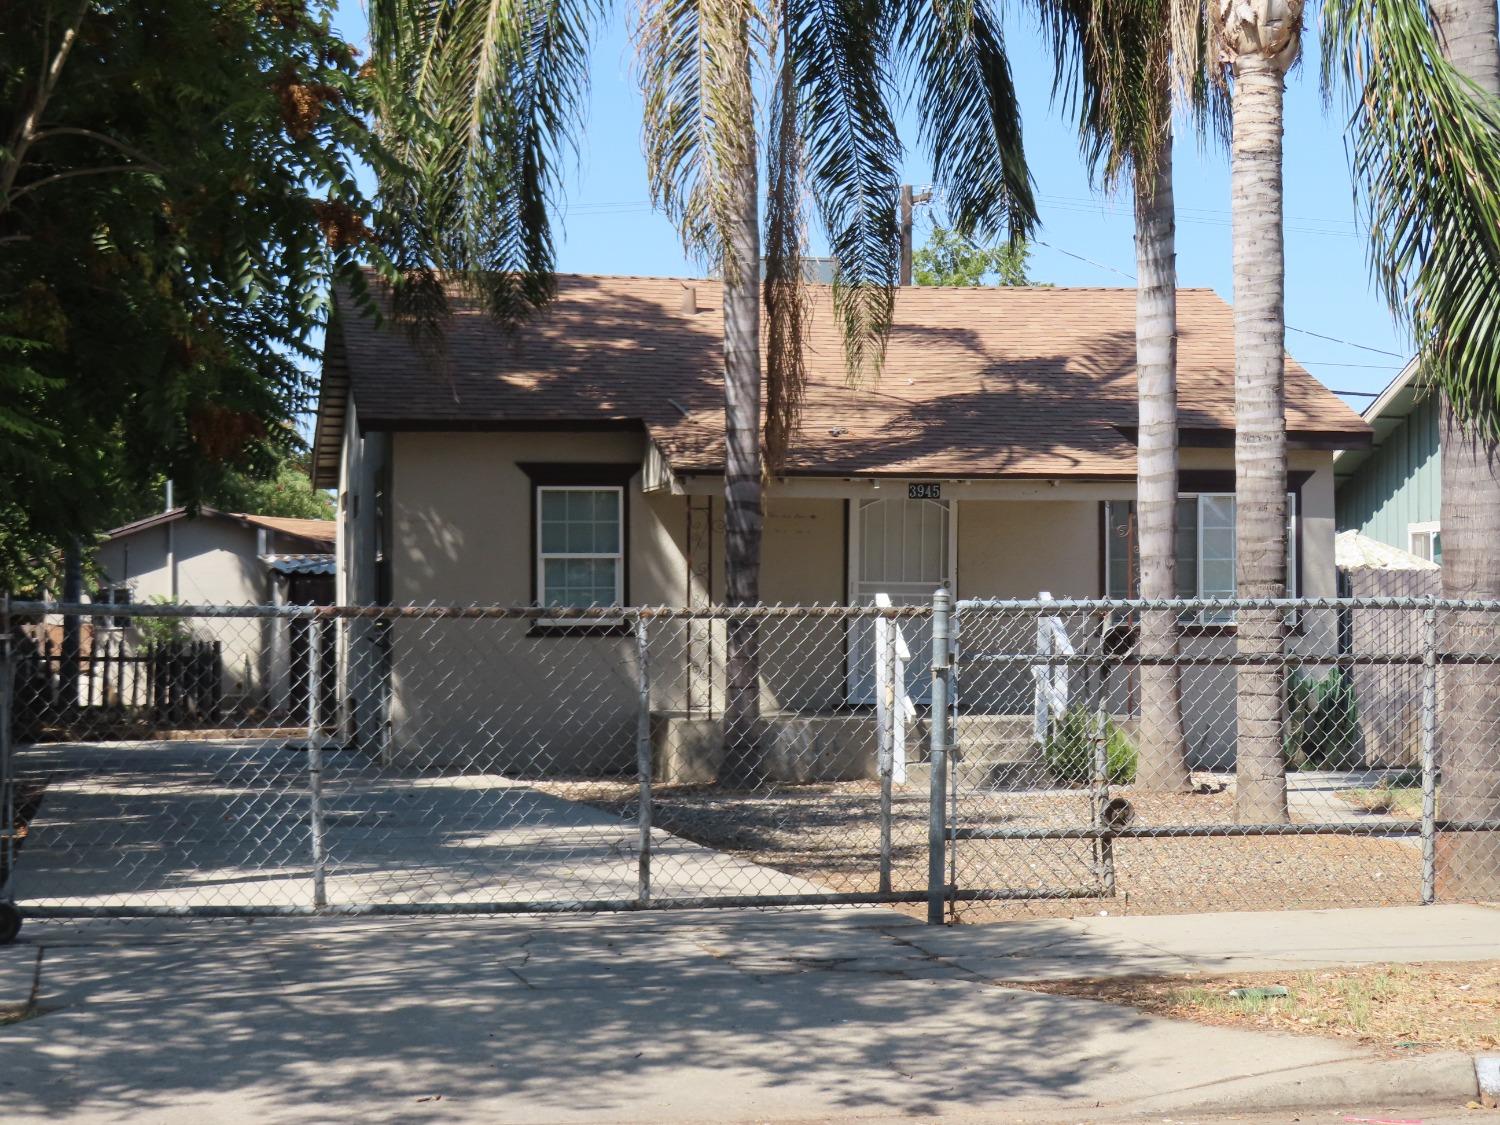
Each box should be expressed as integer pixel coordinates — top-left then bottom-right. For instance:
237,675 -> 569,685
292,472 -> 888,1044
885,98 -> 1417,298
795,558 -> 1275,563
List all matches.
1336,393 -> 1441,550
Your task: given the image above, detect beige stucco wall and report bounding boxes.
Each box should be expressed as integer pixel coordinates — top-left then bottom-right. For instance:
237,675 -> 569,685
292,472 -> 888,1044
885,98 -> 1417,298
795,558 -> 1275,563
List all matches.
93,517 -> 276,706
957,500 -> 1101,601
354,427 -> 1341,774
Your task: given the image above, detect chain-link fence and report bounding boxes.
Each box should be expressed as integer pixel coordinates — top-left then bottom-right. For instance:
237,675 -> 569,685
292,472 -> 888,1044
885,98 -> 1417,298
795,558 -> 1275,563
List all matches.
1,594 -> 1498,939
949,594 -> 1500,920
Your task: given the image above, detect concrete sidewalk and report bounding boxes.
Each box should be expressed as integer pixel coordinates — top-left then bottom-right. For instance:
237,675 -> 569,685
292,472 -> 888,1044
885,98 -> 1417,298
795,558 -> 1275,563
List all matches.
1,903 -> 1495,1123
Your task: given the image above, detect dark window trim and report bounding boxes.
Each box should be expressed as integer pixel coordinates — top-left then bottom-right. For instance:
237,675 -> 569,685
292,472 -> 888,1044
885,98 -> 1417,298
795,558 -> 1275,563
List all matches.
1099,469 -> 1313,602
520,462 -> 638,635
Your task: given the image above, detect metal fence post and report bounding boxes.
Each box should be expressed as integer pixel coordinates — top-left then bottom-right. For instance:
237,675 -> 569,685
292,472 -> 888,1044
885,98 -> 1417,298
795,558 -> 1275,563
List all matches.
1,594 -> 15,908
636,613 -> 652,905
306,618 -> 328,909
878,609 -> 894,895
1091,708 -> 1117,898
1420,603 -> 1438,905
927,588 -> 951,925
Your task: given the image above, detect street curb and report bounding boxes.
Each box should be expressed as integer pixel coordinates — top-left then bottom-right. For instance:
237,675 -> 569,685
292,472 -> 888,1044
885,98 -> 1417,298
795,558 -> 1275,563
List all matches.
1133,1053 -> 1481,1114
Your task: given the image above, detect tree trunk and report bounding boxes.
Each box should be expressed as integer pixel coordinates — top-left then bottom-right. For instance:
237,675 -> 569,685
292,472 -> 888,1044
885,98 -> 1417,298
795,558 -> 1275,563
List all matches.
716,13 -> 764,789
1431,0 -> 1500,898
1428,0 -> 1500,906
1230,52 -> 1290,824
1133,133 -> 1193,793
60,536 -> 83,717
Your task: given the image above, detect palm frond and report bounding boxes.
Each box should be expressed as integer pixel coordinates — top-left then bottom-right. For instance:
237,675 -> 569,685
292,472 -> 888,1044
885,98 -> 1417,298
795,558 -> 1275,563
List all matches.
787,0 -> 900,384
369,0 -> 598,326
1324,0 -> 1500,436
763,16 -> 810,475
896,0 -> 1036,241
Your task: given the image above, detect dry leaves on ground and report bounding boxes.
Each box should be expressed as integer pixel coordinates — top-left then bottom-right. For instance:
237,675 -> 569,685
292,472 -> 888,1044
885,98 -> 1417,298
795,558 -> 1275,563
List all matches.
1013,961 -> 1500,1053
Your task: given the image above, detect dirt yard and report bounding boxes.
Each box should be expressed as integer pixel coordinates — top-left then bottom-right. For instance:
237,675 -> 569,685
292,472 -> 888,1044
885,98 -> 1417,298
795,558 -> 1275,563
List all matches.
533,776 -> 1425,920
1014,961 -> 1500,1054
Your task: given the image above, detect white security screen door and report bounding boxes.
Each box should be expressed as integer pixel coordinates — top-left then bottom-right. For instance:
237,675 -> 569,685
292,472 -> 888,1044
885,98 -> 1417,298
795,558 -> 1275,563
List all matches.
847,496 -> 954,703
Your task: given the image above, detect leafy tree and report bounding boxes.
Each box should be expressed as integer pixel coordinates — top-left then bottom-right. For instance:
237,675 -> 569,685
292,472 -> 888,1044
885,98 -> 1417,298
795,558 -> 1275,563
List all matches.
209,452 -> 335,521
913,227 -> 1033,287
1038,0 -> 1221,794
0,0 -> 379,590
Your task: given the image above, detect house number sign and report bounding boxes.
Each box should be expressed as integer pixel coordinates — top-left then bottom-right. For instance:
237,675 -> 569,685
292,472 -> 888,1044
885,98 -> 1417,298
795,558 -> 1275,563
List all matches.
907,483 -> 942,500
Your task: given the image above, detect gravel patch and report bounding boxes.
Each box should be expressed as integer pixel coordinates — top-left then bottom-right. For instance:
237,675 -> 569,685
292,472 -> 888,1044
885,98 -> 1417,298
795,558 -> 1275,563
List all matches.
532,777 -> 1424,921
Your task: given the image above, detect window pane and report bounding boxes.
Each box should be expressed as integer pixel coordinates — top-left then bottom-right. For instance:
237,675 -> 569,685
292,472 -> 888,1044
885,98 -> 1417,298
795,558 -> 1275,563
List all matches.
1105,500 -> 1135,598
543,557 -> 619,607
594,492 -> 621,553
1432,531 -> 1442,564
1175,499 -> 1198,598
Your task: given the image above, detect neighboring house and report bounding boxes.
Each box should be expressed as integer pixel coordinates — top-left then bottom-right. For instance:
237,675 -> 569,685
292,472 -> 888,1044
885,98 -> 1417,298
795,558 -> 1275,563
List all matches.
312,275 -> 1371,770
1334,360 -> 1441,564
92,507 -> 335,714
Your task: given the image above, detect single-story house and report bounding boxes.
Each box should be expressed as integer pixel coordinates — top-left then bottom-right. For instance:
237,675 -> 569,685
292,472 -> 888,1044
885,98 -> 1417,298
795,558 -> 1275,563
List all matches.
1335,359 -> 1441,565
91,507 -> 335,714
312,274 -> 1371,774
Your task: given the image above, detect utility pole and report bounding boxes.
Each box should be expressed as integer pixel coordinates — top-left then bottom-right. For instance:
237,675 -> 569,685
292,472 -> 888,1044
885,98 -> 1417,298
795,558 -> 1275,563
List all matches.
898,184 -> 933,286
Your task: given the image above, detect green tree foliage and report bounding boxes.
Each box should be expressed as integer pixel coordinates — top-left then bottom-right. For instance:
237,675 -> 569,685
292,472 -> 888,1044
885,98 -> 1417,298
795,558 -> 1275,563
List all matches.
913,227 -> 1035,287
209,452 -> 335,521
0,0 -> 378,589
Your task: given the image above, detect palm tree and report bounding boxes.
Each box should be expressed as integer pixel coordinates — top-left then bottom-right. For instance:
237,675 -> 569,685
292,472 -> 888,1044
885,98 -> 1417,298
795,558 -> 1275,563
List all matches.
1172,0 -> 1302,823
639,0 -> 1037,782
367,0 -> 1037,784
1324,0 -> 1500,893
1041,0 -> 1215,791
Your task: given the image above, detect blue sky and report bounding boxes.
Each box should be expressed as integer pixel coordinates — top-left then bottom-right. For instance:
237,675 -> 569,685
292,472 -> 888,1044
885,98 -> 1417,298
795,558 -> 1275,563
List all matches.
331,3 -> 1411,410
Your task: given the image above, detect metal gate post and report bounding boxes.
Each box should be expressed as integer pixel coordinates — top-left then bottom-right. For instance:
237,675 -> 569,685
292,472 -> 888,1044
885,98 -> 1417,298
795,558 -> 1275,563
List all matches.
306,617 -> 329,909
927,588 -> 951,924
1420,603 -> 1438,905
635,613 -> 652,905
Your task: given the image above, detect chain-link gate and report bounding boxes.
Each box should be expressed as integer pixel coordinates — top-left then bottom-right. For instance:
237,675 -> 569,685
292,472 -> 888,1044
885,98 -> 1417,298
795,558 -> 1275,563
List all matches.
0,598 -> 942,938
945,595 -> 1500,921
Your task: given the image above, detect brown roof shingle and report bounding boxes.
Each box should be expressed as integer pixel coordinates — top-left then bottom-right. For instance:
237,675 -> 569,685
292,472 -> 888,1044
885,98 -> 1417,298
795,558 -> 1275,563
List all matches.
325,274 -> 1370,480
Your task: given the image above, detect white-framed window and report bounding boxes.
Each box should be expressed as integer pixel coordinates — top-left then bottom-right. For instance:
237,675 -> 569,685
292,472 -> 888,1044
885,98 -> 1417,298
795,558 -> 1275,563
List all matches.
1105,492 -> 1297,622
536,486 -> 624,609
1408,522 -> 1441,564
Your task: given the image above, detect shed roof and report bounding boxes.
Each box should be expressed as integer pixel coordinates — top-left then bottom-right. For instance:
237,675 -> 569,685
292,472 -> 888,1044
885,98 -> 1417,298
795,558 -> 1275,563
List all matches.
105,508 -> 334,548
315,274 -> 1371,487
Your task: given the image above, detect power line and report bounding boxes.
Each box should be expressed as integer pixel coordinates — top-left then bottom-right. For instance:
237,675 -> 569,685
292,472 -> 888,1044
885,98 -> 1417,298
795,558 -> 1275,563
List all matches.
1030,241 -> 1410,363
1284,325 -> 1407,359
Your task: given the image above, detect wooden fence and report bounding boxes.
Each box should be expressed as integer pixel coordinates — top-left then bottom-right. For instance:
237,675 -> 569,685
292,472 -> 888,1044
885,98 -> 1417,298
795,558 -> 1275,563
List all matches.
16,636 -> 224,732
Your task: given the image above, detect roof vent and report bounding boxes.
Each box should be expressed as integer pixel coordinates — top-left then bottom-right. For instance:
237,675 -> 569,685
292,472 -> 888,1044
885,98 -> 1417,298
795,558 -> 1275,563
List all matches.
681,285 -> 698,314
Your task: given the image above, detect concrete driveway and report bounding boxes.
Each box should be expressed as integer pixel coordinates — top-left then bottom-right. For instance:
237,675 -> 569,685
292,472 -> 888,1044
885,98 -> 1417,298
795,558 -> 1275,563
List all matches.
11,739 -> 821,914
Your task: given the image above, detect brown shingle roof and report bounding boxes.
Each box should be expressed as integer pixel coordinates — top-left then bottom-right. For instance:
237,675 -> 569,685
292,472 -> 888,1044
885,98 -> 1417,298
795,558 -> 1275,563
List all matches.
105,508 -> 333,547
234,514 -> 335,545
325,274 -> 1370,480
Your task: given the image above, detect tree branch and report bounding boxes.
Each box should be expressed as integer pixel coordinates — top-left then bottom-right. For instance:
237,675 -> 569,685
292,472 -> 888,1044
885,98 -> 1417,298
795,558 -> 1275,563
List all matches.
27,127 -> 167,173
0,0 -> 95,212
4,164 -> 158,207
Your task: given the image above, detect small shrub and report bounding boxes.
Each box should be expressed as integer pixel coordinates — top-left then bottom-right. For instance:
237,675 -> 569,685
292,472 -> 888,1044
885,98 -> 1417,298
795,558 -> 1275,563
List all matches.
135,596 -> 189,648
1041,707 -> 1138,786
1285,668 -> 1361,770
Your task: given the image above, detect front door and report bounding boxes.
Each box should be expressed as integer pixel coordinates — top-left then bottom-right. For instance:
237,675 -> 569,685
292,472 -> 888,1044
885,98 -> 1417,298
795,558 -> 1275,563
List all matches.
847,496 -> 954,704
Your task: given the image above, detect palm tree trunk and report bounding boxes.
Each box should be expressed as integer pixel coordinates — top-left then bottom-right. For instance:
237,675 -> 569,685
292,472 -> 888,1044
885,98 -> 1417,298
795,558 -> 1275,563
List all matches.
1430,0 -> 1500,898
717,14 -> 764,788
1134,132 -> 1193,793
1230,51 -> 1290,824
